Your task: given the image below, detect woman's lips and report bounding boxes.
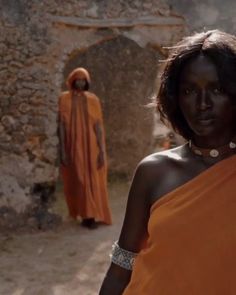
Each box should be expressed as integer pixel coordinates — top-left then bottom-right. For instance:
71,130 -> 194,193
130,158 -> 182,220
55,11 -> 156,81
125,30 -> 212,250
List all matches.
197,118 -> 215,125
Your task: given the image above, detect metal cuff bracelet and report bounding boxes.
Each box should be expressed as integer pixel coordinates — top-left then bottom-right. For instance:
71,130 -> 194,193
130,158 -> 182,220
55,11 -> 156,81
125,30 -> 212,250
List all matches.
110,241 -> 138,270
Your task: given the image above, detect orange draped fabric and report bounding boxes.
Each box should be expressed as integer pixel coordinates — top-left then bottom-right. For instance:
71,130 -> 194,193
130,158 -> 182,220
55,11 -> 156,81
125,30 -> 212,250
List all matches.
124,155 -> 236,294
59,70 -> 112,224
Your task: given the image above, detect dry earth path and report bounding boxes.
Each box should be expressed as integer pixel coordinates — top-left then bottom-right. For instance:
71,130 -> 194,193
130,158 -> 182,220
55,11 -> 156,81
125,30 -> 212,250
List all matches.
0,181 -> 129,295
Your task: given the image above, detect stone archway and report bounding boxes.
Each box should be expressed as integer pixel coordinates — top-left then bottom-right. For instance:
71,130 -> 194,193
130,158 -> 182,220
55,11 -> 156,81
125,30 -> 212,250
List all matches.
62,35 -> 162,177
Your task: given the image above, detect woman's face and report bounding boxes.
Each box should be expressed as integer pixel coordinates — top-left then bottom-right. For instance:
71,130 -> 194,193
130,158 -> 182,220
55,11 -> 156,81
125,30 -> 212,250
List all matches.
178,54 -> 235,144
72,78 -> 87,91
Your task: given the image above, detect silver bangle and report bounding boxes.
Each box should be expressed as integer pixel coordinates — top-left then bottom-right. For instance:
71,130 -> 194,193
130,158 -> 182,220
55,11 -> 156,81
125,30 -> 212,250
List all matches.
110,241 -> 138,270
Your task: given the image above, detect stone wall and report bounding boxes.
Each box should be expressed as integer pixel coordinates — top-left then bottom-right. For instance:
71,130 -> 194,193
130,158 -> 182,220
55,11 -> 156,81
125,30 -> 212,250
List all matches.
0,0 -> 185,228
167,0 -> 236,33
0,1 -> 60,229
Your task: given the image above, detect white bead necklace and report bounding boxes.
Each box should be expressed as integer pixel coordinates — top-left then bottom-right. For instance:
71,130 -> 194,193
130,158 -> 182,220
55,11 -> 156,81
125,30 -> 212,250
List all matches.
189,140 -> 236,158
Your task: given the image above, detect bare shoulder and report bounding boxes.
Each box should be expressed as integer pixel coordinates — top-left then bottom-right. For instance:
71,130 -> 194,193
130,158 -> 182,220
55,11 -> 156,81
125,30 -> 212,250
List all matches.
138,145 -> 186,175
135,145 -> 188,204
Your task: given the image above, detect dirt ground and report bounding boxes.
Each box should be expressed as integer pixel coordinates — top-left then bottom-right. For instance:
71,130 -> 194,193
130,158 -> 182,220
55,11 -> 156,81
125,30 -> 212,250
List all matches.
0,180 -> 130,295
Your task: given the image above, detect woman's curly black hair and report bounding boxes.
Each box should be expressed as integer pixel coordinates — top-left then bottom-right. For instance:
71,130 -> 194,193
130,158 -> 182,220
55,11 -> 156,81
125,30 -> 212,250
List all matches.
157,30 -> 236,140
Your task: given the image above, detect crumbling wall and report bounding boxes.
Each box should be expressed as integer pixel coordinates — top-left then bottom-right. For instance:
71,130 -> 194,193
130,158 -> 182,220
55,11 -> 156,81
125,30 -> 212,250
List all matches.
0,0 -> 185,229
167,0 -> 236,33
0,1 -> 60,229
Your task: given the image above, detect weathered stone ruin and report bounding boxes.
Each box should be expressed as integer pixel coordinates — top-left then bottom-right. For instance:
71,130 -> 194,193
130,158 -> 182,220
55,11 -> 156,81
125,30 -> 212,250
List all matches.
0,0 -> 187,229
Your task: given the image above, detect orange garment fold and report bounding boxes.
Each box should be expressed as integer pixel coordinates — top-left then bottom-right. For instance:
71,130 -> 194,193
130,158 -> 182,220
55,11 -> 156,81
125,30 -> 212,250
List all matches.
124,155 -> 236,295
59,90 -> 112,224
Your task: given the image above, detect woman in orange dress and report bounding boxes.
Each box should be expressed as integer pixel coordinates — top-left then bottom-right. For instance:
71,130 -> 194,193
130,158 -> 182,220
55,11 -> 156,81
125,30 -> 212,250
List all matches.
59,68 -> 112,229
100,30 -> 236,293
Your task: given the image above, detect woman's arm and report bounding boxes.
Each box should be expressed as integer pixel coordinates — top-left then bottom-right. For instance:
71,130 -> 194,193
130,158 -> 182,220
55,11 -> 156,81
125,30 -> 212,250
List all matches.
99,159 -> 154,294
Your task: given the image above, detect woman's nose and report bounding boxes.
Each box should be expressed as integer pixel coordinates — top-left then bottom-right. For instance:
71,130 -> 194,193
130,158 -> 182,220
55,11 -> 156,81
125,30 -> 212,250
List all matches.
198,90 -> 211,111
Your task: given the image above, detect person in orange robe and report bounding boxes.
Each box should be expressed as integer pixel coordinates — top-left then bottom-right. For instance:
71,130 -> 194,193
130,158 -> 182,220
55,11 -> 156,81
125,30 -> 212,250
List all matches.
100,30 -> 236,294
59,68 -> 112,229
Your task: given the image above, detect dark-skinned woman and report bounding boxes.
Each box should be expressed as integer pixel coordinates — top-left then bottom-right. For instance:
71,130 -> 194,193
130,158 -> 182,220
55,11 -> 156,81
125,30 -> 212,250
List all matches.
100,30 -> 236,294
59,68 -> 112,229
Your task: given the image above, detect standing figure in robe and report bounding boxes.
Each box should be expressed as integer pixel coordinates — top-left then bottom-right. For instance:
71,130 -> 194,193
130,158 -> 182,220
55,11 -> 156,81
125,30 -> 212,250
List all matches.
59,67 -> 112,229
100,30 -> 236,294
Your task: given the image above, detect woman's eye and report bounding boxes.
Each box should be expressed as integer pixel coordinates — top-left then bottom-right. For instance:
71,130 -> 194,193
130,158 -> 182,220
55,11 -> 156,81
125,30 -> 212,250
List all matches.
182,88 -> 195,95
184,89 -> 190,94
212,87 -> 222,94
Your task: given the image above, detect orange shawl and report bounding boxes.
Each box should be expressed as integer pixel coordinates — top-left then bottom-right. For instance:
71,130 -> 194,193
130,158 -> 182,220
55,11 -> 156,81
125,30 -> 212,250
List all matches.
124,155 -> 236,294
59,68 -> 112,224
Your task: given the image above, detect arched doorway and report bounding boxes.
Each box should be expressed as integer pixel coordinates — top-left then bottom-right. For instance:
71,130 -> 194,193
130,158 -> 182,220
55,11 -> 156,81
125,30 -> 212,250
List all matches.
62,35 -> 161,177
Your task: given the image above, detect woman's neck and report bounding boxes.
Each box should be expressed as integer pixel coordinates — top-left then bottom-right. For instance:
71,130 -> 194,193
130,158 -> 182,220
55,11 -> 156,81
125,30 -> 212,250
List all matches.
193,132 -> 235,149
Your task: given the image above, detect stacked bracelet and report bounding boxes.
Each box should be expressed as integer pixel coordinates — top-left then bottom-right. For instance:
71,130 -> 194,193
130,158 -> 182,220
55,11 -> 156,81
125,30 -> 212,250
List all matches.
110,241 -> 138,270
